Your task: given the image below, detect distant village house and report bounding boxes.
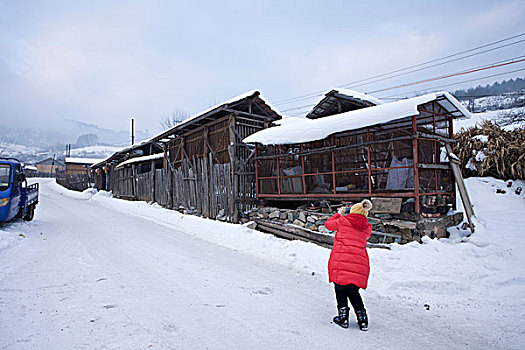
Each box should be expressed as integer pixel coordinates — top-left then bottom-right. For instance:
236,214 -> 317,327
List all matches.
35,157 -> 65,175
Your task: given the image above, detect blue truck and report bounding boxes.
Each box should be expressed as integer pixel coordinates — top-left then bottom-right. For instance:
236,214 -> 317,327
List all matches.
0,158 -> 39,223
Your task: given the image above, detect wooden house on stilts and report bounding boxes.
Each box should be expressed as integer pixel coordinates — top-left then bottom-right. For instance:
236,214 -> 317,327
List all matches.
244,90 -> 475,238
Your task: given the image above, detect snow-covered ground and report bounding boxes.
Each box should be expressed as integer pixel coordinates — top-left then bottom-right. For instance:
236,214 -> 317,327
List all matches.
0,144 -> 42,159
0,178 -> 524,349
460,93 -> 525,113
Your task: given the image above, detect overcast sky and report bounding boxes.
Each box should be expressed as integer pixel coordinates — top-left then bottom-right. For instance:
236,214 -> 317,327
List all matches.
1,0 -> 524,136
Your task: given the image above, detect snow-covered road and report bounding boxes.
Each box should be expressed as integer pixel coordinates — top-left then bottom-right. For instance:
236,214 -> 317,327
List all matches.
0,179 -> 522,349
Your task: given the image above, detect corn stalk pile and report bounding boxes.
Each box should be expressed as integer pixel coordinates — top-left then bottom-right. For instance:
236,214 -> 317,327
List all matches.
455,121 -> 525,180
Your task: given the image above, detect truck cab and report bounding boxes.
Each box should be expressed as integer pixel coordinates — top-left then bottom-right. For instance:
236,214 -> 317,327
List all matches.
0,158 -> 39,222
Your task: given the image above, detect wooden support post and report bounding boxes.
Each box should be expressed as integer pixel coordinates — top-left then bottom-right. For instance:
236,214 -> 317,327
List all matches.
301,144 -> 306,194
168,157 -> 174,210
448,116 -> 454,152
412,116 -> 420,214
331,135 -> 336,194
131,164 -> 137,200
163,143 -> 168,170
203,127 -> 209,156
367,128 -> 372,195
228,116 -> 239,222
433,103 -> 438,192
151,159 -> 156,203
277,146 -> 281,195
181,137 -> 186,161
255,145 -> 259,198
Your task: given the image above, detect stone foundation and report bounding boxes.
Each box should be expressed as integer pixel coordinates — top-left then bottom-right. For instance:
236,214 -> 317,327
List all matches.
242,207 -> 464,244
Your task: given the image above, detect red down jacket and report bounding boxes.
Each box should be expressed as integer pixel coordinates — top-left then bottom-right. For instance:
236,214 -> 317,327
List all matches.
325,213 -> 372,289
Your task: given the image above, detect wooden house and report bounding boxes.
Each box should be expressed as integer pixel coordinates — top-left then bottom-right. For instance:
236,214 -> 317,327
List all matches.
149,90 -> 281,221
35,157 -> 65,175
56,157 -> 103,191
22,164 -> 38,177
65,157 -> 104,175
244,91 -> 473,226
91,140 -> 163,194
92,90 -> 281,222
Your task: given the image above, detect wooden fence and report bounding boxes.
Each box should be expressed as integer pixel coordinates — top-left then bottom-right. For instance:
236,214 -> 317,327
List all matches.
110,154 -> 252,222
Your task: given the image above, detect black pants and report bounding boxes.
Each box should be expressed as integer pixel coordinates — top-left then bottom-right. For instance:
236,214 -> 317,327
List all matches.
334,283 -> 365,311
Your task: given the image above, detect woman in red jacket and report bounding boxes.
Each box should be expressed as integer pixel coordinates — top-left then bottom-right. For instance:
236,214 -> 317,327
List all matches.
324,199 -> 372,331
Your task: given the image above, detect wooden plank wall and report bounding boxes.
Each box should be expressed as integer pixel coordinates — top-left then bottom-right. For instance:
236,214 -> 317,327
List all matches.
135,172 -> 153,202
155,168 -> 169,207
232,116 -> 262,220
112,167 -> 135,199
171,156 -> 235,221
108,156 -> 239,222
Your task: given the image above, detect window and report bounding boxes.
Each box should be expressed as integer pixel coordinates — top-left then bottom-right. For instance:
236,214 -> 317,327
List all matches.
0,164 -> 11,191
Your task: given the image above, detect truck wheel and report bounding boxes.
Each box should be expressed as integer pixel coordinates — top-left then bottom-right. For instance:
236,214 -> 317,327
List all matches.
23,205 -> 35,221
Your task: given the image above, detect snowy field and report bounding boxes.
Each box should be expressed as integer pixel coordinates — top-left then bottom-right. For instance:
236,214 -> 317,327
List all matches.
0,178 -> 524,349
455,106 -> 525,131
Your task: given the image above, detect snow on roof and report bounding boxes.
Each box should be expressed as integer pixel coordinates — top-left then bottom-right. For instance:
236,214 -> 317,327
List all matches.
66,157 -> 105,165
244,91 -> 471,145
151,89 -> 281,142
23,165 -> 38,171
116,153 -> 164,168
329,88 -> 384,105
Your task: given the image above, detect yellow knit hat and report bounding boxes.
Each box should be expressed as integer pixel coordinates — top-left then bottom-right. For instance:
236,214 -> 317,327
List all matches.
350,199 -> 373,217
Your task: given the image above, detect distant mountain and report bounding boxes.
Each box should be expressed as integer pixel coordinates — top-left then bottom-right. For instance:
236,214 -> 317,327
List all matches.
64,119 -> 152,146
0,120 -> 152,150
0,119 -> 153,163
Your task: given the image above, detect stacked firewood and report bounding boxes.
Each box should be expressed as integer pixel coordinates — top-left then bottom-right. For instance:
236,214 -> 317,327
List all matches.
455,121 -> 525,180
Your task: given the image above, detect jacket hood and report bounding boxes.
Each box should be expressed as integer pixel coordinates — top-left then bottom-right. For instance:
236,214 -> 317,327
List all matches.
344,213 -> 371,232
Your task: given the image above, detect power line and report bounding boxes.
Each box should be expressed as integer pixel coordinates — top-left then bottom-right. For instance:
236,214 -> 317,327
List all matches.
368,57 -> 525,94
339,39 -> 525,91
284,68 -> 525,113
281,56 -> 525,112
273,32 -> 525,106
281,104 -> 316,113
379,68 -> 525,100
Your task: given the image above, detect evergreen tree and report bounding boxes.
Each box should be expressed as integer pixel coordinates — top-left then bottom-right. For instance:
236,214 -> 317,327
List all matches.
453,77 -> 525,99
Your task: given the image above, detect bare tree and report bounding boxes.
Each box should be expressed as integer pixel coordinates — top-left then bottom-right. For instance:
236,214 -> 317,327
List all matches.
0,136 -> 14,157
160,109 -> 190,130
207,99 -> 221,109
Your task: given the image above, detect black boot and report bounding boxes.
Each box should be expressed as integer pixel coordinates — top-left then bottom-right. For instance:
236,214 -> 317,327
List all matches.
356,309 -> 368,331
333,307 -> 349,328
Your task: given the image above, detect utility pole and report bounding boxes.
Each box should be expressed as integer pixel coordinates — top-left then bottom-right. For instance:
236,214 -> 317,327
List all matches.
131,118 -> 135,145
